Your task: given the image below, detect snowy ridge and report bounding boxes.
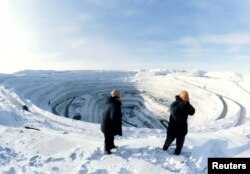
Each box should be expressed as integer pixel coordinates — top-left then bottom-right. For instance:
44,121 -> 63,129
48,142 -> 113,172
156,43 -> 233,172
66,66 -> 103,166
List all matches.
0,70 -> 250,174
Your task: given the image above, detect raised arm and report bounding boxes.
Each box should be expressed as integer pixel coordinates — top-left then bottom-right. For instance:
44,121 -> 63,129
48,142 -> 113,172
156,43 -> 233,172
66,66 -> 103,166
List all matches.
187,101 -> 195,115
170,100 -> 185,118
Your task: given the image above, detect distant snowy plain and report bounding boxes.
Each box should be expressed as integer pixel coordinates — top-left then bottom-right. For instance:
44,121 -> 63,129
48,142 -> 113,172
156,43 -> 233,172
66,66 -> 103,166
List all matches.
0,70 -> 249,174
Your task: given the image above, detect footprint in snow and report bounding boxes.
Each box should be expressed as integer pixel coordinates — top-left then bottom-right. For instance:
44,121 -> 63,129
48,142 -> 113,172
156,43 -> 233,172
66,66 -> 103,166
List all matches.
70,152 -> 77,161
2,167 -> 16,174
51,166 -> 60,172
78,164 -> 88,174
87,147 -> 102,161
89,169 -> 108,174
45,157 -> 64,163
0,147 -> 18,165
69,148 -> 84,161
47,166 -> 61,174
29,155 -> 42,167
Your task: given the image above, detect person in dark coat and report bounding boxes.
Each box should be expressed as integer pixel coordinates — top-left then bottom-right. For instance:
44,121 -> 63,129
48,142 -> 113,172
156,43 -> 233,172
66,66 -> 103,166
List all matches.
163,90 -> 195,155
101,89 -> 122,154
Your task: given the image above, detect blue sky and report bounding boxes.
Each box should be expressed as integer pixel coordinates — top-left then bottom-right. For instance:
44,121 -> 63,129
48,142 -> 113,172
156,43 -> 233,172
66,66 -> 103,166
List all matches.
0,0 -> 250,74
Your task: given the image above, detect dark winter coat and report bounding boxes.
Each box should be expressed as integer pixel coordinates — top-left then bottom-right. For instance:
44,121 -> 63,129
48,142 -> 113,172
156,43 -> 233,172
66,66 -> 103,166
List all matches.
101,96 -> 122,136
167,96 -> 195,137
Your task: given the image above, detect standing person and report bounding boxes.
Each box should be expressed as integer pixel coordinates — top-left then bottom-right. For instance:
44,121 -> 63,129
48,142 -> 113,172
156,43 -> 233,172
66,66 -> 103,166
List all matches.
101,89 -> 122,155
163,90 -> 195,155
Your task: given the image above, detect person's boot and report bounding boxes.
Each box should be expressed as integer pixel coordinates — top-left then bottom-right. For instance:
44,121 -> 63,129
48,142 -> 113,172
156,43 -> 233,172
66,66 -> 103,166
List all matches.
104,150 -> 112,155
163,145 -> 168,151
174,149 -> 181,155
110,145 -> 118,149
104,148 -> 112,155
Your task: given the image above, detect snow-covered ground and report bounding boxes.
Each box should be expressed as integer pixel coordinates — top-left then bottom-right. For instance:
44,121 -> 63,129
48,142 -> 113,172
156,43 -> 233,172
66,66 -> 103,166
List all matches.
0,70 -> 250,174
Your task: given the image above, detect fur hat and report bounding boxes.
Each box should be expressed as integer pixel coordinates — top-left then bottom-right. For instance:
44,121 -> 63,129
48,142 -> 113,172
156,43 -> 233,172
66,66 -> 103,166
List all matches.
111,89 -> 121,97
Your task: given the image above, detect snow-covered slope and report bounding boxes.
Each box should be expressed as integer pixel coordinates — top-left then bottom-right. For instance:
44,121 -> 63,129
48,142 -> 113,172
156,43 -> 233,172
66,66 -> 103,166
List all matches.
0,70 -> 250,174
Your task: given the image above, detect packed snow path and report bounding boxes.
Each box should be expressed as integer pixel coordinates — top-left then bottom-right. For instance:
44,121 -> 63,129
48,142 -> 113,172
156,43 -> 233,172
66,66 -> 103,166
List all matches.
0,70 -> 250,174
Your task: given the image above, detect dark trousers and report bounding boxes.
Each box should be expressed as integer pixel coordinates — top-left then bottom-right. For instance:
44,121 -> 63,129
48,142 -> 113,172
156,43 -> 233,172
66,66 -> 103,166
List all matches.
163,135 -> 185,154
104,133 -> 114,151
